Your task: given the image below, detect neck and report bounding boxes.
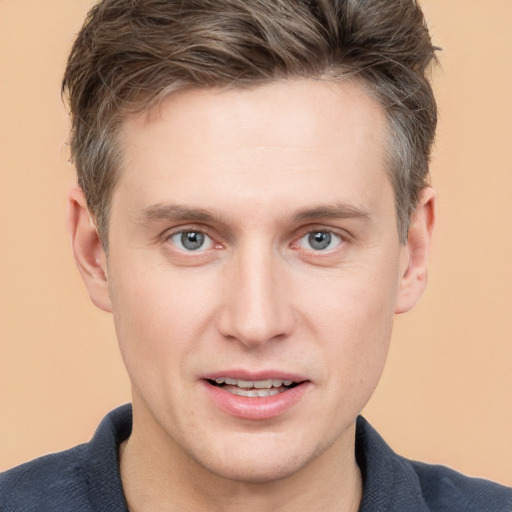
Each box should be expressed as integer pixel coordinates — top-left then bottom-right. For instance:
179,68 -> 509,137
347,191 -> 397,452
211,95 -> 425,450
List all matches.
120,403 -> 363,512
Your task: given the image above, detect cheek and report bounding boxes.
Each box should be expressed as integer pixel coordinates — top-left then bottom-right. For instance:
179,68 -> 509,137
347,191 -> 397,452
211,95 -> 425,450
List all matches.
300,260 -> 399,388
107,262 -> 219,380
309,294 -> 394,427
302,256 -> 399,336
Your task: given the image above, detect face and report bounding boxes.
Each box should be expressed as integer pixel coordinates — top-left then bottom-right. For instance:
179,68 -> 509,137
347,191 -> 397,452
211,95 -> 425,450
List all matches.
77,79 -> 424,483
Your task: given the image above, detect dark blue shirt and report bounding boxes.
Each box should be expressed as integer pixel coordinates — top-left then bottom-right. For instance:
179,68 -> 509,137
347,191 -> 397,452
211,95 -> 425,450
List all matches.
1,404 -> 510,511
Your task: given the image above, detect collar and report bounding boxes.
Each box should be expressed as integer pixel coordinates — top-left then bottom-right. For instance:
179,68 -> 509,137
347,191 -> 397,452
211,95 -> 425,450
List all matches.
356,416 -> 430,511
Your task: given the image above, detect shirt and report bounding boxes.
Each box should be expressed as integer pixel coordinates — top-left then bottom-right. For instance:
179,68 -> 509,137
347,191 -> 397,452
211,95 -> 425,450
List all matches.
1,404 -> 510,511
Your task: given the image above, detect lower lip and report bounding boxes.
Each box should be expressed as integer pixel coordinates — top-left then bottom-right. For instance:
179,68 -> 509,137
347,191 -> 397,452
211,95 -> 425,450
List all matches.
202,381 -> 310,420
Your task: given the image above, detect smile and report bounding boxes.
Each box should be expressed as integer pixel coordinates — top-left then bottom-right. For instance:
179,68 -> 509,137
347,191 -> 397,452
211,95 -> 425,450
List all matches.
202,374 -> 309,420
208,378 -> 298,397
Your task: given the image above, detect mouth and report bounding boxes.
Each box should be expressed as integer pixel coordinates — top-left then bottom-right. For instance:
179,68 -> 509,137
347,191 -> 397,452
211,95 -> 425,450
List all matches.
207,377 -> 300,397
202,372 -> 310,420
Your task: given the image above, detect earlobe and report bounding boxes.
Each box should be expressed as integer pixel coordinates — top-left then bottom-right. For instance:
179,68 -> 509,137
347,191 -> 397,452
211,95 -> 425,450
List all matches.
66,186 -> 112,313
395,187 -> 436,314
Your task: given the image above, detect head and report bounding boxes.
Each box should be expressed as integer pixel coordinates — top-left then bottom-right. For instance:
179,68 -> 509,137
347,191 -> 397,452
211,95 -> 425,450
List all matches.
64,0 -> 437,491
63,0 -> 437,250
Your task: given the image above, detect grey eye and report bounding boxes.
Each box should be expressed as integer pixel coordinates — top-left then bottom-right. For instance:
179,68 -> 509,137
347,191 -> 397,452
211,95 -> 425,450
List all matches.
309,232 -> 331,250
298,231 -> 342,251
170,231 -> 213,251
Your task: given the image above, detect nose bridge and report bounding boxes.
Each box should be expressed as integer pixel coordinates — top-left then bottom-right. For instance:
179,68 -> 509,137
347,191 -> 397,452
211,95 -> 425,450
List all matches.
217,238 -> 294,347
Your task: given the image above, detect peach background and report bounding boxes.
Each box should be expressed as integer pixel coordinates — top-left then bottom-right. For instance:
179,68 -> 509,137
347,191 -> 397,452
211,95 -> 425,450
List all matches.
1,0 -> 511,485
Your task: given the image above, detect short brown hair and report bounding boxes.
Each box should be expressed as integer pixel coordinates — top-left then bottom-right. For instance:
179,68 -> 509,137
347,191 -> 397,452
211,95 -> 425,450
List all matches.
62,0 -> 438,248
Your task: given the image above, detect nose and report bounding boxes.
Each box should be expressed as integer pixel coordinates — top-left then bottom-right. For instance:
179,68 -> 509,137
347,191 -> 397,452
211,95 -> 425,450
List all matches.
216,243 -> 296,348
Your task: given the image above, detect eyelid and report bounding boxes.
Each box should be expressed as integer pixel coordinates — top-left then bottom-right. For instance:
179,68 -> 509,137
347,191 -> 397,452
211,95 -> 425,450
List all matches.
291,224 -> 350,247
297,230 -> 343,251
170,231 -> 214,252
161,223 -> 210,239
161,224 -> 221,251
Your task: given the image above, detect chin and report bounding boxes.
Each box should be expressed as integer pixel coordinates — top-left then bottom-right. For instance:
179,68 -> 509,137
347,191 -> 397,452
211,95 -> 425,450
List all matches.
186,432 -> 324,485
200,454 -> 307,484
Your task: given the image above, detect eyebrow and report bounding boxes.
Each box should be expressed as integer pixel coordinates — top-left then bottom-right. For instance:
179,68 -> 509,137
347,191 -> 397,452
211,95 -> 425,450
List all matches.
292,203 -> 371,222
137,201 -> 370,226
137,203 -> 221,225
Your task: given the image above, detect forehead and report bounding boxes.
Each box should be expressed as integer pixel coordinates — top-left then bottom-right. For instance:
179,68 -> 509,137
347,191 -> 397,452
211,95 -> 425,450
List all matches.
115,79 -> 391,224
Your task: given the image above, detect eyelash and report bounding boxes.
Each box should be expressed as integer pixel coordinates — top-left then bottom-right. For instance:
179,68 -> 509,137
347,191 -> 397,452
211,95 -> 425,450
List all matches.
164,227 -> 219,253
162,226 -> 348,258
295,230 -> 344,252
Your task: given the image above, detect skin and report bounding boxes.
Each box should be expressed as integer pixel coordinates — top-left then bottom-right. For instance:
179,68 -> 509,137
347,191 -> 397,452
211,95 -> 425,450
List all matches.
67,79 -> 435,511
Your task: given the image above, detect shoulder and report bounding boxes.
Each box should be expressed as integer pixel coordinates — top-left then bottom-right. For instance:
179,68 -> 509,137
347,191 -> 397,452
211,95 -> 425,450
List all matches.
356,416 -> 512,512
0,444 -> 91,511
407,459 -> 512,512
0,404 -> 132,512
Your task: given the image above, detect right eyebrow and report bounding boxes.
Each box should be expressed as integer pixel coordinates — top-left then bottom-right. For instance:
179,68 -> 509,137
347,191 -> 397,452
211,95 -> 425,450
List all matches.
137,203 -> 222,225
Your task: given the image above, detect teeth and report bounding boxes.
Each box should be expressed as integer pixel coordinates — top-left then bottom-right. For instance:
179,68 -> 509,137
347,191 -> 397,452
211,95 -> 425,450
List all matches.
228,387 -> 282,397
237,380 -> 255,389
253,380 -> 273,389
213,377 -> 296,390
258,389 -> 280,397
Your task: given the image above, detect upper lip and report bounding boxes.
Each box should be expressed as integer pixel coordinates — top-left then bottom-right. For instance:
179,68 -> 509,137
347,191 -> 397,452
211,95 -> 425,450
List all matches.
200,369 -> 309,383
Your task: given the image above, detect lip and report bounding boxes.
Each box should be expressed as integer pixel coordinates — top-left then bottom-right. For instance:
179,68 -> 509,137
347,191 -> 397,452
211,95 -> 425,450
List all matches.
201,369 -> 309,382
200,369 -> 310,421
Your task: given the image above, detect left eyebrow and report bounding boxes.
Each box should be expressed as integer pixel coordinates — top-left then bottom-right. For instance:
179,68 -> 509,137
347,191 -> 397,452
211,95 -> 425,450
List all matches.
292,203 -> 371,223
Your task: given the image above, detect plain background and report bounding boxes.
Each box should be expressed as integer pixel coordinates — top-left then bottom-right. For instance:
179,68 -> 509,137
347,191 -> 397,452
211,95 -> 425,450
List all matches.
0,0 -> 511,485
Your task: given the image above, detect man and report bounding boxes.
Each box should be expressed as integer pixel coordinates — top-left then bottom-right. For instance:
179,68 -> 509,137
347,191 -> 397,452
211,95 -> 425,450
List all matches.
1,0 -> 510,510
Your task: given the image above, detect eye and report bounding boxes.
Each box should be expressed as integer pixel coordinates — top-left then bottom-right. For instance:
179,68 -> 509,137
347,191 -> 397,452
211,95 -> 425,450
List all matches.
298,231 -> 342,251
169,230 -> 214,252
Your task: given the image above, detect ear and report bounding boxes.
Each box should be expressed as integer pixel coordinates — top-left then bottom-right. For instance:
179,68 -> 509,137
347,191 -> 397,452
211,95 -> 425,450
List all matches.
395,187 -> 436,314
66,186 -> 112,313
